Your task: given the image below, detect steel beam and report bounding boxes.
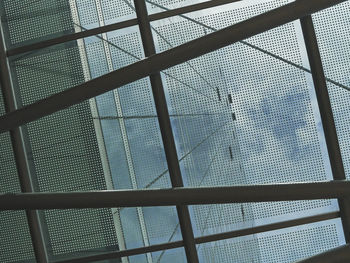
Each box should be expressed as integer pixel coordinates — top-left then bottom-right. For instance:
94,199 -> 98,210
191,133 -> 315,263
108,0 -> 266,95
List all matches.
0,21 -> 48,262
300,15 -> 350,242
54,212 -> 339,263
2,181 -> 350,210
0,0 -> 346,133
134,1 -> 199,262
6,0 -> 242,57
295,245 -> 350,263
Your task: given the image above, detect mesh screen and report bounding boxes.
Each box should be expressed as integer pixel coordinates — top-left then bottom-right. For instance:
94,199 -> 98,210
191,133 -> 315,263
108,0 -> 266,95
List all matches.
151,0 -> 334,237
0,93 -> 35,262
147,0 -> 208,13
75,0 -> 181,248
4,7 -> 119,257
2,0 -> 74,46
100,0 -> 135,22
151,247 -> 187,263
312,1 -> 350,179
198,220 -> 341,263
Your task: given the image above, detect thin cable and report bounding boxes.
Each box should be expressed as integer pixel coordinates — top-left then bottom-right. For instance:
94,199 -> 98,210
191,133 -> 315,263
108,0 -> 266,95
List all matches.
94,112 -> 223,120
146,0 -> 350,92
145,119 -> 230,188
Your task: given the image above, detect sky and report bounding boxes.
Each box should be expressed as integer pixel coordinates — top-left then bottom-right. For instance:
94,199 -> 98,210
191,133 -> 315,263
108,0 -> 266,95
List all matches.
74,0 -> 350,262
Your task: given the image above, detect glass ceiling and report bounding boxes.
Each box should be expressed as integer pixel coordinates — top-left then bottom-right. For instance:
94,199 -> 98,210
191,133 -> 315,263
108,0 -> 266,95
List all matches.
0,0 -> 349,262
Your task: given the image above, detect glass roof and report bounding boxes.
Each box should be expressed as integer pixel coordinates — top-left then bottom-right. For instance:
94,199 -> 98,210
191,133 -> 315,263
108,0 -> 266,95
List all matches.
0,0 -> 349,262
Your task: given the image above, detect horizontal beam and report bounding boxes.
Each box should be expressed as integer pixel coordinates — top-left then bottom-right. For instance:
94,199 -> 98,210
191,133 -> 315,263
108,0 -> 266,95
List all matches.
56,240 -> 184,263
196,211 -> 339,244
7,0 -> 242,56
295,245 -> 350,263
56,211 -> 339,263
0,0 -> 345,133
1,181 -> 350,210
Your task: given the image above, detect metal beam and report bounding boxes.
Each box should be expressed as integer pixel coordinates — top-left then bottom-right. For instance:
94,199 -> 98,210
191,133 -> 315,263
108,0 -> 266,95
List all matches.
6,0 -> 242,57
196,211 -> 339,244
0,21 -> 48,263
295,245 -> 350,263
2,181 -> 350,210
54,212 -> 339,263
55,240 -> 184,263
134,1 -> 199,262
0,0 -> 346,133
300,15 -> 350,242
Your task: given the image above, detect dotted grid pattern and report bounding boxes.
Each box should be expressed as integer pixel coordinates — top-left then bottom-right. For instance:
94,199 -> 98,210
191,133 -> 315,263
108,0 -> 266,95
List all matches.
149,0 -> 188,9
75,0 -> 99,26
85,30 -> 179,245
312,2 -> 350,179
101,0 -> 135,21
154,18 -> 246,236
258,224 -> 339,262
200,224 -> 339,263
200,236 -> 260,263
3,0 -> 74,45
0,94 -> 35,262
152,0 -> 331,236
10,45 -> 118,255
151,247 -> 187,263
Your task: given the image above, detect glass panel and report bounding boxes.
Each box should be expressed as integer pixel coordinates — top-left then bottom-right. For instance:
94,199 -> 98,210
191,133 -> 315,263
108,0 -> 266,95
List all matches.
1,0 -> 136,50
1,0 -> 74,48
150,0 -> 338,237
146,0 -> 210,15
0,92 -> 35,262
3,3 -> 180,261
151,246 -> 187,263
197,218 -> 345,262
312,1 -> 350,179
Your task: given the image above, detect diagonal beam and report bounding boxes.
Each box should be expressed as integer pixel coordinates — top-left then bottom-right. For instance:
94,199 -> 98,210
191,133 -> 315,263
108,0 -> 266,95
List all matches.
54,211 -> 339,263
134,1 -> 199,262
2,181 -> 350,210
0,0 -> 346,133
294,245 -> 350,263
6,0 -> 242,57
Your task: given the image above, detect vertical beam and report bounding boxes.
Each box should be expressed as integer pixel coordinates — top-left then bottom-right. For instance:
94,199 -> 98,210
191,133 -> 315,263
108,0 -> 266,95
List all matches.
0,20 -> 49,262
300,15 -> 350,242
133,1 -> 199,262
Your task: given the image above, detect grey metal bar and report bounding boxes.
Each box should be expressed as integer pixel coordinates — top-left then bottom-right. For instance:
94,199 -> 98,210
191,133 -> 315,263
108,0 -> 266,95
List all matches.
196,211 -> 339,244
0,0 -> 346,133
6,0 -> 242,57
55,240 -> 184,263
2,181 -> 350,210
55,211 -> 339,263
6,18 -> 139,57
300,15 -> 350,242
133,1 -> 199,262
295,245 -> 350,263
0,21 -> 48,263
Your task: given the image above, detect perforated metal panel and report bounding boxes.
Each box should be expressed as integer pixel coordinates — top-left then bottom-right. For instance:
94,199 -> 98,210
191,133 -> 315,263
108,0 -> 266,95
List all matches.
100,0 -> 135,22
151,0 -> 334,238
312,1 -> 350,179
151,247 -> 187,263
3,0 -> 74,46
0,93 -> 35,262
199,221 -> 341,263
6,24 -> 119,258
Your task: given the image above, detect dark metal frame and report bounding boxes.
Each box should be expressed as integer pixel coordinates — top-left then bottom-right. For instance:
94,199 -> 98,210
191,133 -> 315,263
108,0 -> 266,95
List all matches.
0,0 -> 349,262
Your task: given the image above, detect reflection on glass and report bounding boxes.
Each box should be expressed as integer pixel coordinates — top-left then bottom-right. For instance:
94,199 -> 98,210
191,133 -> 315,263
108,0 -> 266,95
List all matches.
1,0 -> 349,262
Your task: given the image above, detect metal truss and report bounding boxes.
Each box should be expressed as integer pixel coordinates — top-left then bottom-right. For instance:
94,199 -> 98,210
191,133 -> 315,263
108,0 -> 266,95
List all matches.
0,0 -> 349,262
